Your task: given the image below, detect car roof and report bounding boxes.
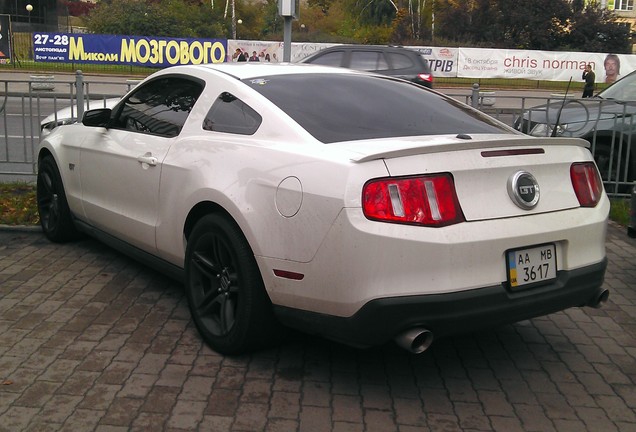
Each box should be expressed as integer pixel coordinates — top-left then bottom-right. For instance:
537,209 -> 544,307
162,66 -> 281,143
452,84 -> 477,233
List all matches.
299,45 -> 428,65
154,62 -> 367,81
309,44 -> 416,52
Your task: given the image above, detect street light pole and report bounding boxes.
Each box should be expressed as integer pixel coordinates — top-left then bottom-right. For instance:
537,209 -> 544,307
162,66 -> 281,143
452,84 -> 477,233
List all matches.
26,4 -> 33,61
283,16 -> 291,62
231,0 -> 236,39
26,4 -> 32,28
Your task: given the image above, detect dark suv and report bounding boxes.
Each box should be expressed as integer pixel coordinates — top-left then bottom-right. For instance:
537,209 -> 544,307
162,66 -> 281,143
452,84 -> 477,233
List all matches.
300,45 -> 433,88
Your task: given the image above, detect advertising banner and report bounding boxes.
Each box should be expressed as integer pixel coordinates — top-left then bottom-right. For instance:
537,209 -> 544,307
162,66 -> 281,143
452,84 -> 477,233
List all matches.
411,46 -> 459,78
458,47 -> 636,82
33,33 -> 227,67
28,33 -> 636,83
0,15 -> 11,64
227,40 -> 337,63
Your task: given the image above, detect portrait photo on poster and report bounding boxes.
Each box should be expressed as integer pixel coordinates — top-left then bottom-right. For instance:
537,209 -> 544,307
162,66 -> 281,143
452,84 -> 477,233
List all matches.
604,54 -> 620,84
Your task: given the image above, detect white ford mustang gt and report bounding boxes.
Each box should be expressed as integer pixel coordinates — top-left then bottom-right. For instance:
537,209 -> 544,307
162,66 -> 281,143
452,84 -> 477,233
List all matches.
37,63 -> 609,355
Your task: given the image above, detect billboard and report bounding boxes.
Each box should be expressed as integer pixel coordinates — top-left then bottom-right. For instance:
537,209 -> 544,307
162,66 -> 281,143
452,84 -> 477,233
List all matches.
33,33 -> 227,67
457,48 -> 636,82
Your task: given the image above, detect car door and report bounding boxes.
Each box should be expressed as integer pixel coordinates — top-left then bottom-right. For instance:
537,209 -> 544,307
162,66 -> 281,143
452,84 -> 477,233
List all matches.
79,76 -> 203,252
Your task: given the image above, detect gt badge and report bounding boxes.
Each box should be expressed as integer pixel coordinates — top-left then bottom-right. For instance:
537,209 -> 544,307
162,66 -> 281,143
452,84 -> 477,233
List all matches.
508,171 -> 539,210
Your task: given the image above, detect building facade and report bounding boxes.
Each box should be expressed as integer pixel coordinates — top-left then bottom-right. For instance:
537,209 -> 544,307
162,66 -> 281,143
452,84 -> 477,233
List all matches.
0,0 -> 58,32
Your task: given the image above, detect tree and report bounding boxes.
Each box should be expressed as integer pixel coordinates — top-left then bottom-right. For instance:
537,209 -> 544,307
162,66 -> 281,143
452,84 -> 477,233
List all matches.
497,0 -> 571,50
85,0 -> 228,38
564,2 -> 632,53
435,0 -> 497,45
352,0 -> 398,25
259,0 -> 283,38
434,0 -> 631,51
308,0 -> 335,15
64,0 -> 97,17
82,0 -> 632,52
390,8 -> 411,43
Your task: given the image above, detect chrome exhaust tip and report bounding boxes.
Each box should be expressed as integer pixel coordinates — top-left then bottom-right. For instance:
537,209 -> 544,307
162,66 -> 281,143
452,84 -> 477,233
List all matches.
394,328 -> 434,354
587,288 -> 610,308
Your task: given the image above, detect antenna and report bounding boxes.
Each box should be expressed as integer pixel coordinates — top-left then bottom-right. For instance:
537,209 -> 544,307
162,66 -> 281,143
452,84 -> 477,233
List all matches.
551,77 -> 573,137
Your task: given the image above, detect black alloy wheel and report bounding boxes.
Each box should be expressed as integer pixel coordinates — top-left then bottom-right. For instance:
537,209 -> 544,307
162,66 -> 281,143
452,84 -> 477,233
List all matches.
185,214 -> 278,354
36,155 -> 79,242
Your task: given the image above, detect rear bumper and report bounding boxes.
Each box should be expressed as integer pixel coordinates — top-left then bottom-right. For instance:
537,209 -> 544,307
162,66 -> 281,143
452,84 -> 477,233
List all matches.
273,258 -> 607,348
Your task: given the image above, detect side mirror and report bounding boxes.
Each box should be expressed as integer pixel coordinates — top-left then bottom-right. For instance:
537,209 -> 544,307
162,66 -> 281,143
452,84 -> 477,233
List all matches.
82,108 -> 111,127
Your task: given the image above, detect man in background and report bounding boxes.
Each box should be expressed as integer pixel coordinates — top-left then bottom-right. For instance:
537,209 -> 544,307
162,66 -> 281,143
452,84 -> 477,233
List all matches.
582,63 -> 595,98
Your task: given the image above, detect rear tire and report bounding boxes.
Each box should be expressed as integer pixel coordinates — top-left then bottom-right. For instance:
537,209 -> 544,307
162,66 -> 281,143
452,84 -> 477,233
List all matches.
185,214 -> 279,355
36,155 -> 80,242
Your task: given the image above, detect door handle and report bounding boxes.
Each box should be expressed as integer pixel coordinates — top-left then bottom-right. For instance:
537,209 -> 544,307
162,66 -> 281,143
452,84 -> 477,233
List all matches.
137,153 -> 158,166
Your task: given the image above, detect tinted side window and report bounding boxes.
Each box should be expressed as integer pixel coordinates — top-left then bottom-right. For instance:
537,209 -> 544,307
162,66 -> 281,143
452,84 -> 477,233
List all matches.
113,77 -> 203,138
308,51 -> 344,67
387,52 -> 415,70
349,51 -> 389,71
203,92 -> 262,135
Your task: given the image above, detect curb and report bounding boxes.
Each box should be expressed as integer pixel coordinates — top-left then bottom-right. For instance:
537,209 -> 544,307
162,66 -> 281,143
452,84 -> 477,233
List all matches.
0,224 -> 41,232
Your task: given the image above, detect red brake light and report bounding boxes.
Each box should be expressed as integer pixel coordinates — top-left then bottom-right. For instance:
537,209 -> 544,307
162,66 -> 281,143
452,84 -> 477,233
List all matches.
570,162 -> 604,207
362,174 -> 464,227
418,73 -> 433,83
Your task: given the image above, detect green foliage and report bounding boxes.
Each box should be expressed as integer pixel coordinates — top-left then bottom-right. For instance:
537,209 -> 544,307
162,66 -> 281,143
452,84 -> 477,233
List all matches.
498,0 -> 571,50
354,0 -> 397,26
390,8 -> 412,44
307,0 -> 335,14
352,24 -> 392,44
434,0 -> 631,52
562,3 -> 632,53
85,0 -> 228,38
0,183 -> 39,226
610,198 -> 631,227
259,0 -> 284,39
81,0 -> 632,51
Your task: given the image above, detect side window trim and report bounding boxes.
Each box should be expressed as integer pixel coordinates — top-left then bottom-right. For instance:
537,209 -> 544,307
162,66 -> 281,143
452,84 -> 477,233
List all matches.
110,75 -> 204,138
203,92 -> 262,135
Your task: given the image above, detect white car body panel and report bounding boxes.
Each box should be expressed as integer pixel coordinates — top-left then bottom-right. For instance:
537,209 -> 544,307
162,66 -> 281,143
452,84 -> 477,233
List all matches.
261,200 -> 608,316
79,129 -> 172,252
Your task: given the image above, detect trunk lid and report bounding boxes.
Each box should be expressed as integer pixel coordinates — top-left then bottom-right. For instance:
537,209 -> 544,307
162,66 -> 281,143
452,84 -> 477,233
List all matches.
341,134 -> 593,221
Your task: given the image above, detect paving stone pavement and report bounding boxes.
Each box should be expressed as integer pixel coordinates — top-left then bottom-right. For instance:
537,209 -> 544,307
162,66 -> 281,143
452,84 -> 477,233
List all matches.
0,222 -> 634,432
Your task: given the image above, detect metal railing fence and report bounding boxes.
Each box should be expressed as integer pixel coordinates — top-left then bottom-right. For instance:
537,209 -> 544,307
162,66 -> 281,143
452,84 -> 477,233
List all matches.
1,71 -> 140,181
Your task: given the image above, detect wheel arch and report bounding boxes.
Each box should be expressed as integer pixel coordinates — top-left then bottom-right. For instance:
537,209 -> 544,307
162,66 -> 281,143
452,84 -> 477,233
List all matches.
183,201 -> 248,246
37,147 -> 54,164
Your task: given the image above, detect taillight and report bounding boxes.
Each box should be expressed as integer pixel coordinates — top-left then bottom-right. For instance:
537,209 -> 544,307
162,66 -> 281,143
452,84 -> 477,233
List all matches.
362,174 -> 465,227
570,162 -> 604,207
418,73 -> 433,83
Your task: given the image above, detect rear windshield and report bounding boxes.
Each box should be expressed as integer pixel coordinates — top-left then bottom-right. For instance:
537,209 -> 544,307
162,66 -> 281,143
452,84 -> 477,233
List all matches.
246,74 -> 511,143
